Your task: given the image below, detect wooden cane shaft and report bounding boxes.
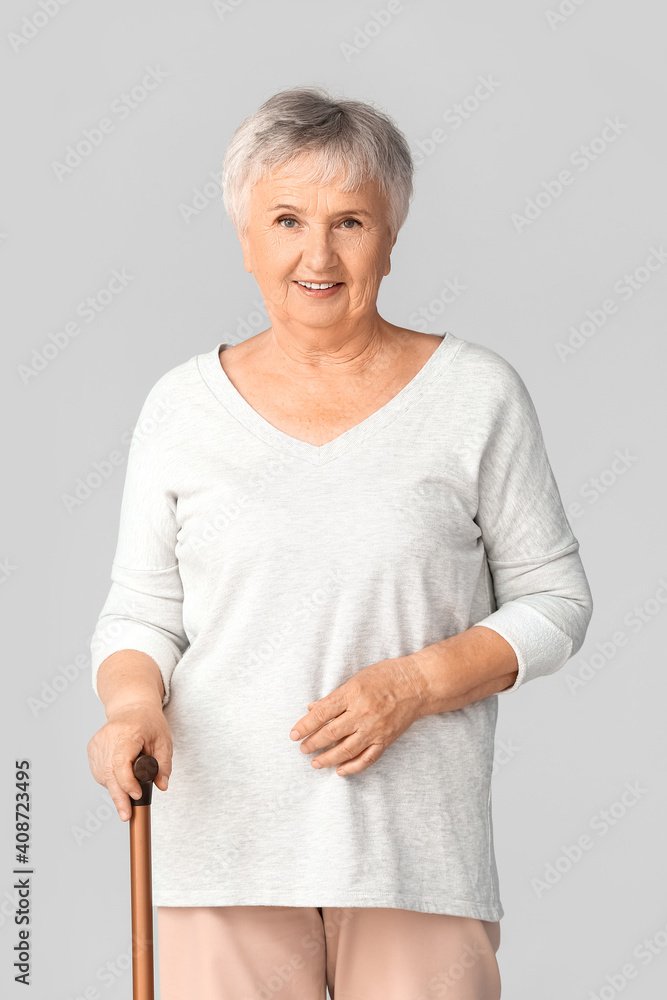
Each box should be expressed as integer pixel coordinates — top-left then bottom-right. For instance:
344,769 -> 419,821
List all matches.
130,803 -> 154,1000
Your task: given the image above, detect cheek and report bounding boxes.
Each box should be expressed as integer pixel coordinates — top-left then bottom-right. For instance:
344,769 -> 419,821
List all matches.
348,240 -> 387,276
261,233 -> 294,262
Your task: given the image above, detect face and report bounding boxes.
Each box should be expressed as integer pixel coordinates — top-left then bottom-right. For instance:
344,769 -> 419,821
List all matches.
237,156 -> 397,333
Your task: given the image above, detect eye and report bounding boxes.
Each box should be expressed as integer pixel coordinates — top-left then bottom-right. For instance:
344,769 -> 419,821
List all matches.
275,215 -> 362,229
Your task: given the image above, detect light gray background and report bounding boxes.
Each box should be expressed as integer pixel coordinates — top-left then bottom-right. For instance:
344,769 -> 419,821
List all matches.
1,1 -> 666,998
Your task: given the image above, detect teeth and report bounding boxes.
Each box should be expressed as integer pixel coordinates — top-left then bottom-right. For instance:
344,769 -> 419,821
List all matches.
297,281 -> 338,289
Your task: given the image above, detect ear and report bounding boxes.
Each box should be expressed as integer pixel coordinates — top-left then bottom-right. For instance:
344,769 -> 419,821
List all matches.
383,232 -> 398,277
238,229 -> 253,275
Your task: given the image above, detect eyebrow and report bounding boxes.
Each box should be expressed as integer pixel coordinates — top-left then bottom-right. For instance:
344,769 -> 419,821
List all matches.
268,203 -> 373,218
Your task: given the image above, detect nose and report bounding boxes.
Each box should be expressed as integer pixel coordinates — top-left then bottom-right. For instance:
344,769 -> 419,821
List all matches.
299,223 -> 338,272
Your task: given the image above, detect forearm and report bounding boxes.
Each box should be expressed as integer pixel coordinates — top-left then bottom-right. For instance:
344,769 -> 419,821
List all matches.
96,650 -> 166,718
409,626 -> 519,715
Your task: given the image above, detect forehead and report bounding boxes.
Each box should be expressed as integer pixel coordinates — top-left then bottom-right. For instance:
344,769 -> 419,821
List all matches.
251,161 -> 384,211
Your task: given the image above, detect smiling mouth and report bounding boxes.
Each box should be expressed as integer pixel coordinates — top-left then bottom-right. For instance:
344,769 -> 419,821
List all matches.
292,280 -> 345,299
294,280 -> 343,288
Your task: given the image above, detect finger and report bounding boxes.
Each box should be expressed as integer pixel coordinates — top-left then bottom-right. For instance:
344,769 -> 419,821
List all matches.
290,690 -> 347,740
113,736 -> 172,799
101,770 -> 134,822
111,737 -> 150,800
149,743 -> 173,790
310,732 -> 370,770
154,770 -> 170,790
332,743 -> 385,776
299,711 -> 356,754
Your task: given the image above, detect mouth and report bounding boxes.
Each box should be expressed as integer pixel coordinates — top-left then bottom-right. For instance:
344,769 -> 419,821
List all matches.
293,280 -> 344,298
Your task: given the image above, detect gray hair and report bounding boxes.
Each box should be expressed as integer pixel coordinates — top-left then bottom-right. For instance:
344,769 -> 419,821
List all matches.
221,85 -> 414,241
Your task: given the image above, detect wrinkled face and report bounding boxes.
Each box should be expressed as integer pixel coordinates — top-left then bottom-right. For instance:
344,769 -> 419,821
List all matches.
237,156 -> 397,332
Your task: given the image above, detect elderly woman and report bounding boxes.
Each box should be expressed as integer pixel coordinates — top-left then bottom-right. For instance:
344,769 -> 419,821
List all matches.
87,85 -> 593,999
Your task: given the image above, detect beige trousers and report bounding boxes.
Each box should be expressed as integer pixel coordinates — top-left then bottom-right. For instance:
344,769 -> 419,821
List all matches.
157,905 -> 502,999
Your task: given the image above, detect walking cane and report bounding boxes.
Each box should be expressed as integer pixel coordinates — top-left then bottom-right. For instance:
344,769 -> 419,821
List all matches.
129,752 -> 159,1000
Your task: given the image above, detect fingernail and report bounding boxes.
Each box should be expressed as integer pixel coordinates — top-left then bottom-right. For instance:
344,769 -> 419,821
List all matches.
120,810 -> 129,821
290,729 -> 300,740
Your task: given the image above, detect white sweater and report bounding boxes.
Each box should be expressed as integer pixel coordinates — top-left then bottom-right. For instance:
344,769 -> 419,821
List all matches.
90,331 -> 593,919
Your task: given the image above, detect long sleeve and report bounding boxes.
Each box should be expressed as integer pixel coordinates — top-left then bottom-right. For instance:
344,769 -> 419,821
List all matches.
470,360 -> 593,694
90,381 -> 189,709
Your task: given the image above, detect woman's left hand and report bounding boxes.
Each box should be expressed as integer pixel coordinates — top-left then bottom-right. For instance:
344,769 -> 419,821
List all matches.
288,656 -> 430,776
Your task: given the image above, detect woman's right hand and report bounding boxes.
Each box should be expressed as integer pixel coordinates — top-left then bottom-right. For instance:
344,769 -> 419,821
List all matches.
87,704 -> 173,822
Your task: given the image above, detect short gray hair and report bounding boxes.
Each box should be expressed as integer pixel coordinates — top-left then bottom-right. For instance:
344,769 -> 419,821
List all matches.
221,85 -> 414,241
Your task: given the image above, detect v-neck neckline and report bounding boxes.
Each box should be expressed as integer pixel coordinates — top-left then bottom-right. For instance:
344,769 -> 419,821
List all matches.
197,331 -> 460,467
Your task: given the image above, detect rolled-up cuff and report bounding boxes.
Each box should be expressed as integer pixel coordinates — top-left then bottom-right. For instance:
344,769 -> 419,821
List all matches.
473,601 -> 574,694
91,621 -> 182,707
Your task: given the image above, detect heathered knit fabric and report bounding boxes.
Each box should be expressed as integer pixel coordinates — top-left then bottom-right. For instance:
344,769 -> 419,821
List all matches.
90,331 -> 593,919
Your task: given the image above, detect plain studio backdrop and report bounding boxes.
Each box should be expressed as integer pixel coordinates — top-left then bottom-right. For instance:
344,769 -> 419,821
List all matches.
1,1 -> 666,998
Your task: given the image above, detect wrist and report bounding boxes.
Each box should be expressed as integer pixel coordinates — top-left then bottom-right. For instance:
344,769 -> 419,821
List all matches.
409,628 -> 521,715
106,697 -> 164,721
403,648 -> 450,717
